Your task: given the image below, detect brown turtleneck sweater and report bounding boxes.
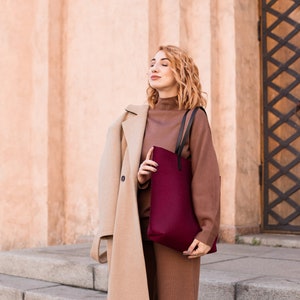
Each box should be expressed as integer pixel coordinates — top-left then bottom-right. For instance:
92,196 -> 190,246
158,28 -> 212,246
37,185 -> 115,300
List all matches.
138,96 -> 220,247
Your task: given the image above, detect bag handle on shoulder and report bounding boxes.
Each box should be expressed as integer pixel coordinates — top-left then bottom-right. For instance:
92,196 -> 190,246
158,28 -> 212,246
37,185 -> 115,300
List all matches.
175,109 -> 190,155
175,107 -> 206,170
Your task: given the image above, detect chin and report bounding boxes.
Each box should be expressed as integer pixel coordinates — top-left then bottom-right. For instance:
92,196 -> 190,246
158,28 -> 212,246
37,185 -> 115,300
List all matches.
149,83 -> 162,90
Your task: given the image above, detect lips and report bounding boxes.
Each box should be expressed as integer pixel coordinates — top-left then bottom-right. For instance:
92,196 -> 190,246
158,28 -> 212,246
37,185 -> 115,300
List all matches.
150,75 -> 161,80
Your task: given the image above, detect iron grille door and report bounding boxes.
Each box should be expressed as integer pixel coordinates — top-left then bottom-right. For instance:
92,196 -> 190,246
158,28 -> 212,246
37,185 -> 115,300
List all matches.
261,0 -> 300,232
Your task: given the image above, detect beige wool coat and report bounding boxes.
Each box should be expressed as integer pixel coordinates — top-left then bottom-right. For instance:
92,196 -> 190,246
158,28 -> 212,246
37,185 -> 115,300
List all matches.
91,104 -> 150,300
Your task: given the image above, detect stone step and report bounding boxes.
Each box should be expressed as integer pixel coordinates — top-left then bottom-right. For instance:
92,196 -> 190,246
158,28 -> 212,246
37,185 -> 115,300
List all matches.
0,243 -> 108,293
0,273 -> 106,300
0,242 -> 300,299
237,233 -> 300,248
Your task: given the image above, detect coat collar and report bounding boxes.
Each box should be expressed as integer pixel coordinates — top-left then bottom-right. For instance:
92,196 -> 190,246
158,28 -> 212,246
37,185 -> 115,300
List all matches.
125,104 -> 149,116
122,104 -> 149,176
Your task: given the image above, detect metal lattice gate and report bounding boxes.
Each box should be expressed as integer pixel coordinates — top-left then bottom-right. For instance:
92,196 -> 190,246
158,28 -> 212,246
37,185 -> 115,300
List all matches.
261,0 -> 300,233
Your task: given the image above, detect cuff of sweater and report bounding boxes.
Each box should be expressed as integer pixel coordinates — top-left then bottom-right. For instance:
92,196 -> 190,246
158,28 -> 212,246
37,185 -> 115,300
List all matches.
195,229 -> 218,248
137,180 -> 150,190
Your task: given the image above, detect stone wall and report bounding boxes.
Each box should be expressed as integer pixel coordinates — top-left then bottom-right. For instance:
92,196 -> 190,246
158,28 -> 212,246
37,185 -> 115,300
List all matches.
0,0 -> 260,250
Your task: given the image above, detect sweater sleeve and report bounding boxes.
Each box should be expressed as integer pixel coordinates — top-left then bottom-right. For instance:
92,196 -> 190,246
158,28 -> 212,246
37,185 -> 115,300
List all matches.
189,109 -> 221,247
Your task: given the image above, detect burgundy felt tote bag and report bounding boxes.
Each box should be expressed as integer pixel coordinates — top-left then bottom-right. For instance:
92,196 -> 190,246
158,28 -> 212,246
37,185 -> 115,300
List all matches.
147,107 -> 217,253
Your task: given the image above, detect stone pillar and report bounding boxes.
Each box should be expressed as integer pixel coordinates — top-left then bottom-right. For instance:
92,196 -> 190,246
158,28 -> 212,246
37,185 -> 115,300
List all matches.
234,0 -> 260,238
148,0 -> 180,57
48,0 -> 65,245
211,0 -> 260,242
0,0 -> 66,249
62,0 -> 150,243
0,1 -> 49,250
179,0 -> 212,116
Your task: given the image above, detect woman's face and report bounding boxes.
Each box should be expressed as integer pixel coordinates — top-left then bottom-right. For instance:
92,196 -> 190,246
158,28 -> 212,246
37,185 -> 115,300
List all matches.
148,50 -> 178,97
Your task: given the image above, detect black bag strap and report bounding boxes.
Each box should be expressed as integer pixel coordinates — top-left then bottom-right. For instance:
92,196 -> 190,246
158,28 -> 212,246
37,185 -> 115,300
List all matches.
175,106 -> 206,170
175,109 -> 190,154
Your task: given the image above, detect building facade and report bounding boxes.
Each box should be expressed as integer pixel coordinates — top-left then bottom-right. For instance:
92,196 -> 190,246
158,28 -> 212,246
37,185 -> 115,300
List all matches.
0,0 -> 299,250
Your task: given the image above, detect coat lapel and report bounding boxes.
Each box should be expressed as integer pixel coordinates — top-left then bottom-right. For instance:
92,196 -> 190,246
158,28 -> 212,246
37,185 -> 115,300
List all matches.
122,105 -> 149,175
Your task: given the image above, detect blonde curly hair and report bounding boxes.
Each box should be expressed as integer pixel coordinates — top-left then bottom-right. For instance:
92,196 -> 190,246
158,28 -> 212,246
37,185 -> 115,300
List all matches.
147,45 -> 207,109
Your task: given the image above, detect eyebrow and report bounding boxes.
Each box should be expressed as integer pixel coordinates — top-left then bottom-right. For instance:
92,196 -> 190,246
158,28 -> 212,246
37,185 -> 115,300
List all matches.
151,57 -> 170,62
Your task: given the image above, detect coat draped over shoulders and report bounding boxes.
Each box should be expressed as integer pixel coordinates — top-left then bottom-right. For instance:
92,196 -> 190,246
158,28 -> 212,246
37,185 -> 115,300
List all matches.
90,104 -> 220,300
90,104 -> 150,300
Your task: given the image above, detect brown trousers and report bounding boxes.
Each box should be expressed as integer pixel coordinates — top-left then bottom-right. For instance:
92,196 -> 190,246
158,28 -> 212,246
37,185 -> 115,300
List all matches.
143,241 -> 200,300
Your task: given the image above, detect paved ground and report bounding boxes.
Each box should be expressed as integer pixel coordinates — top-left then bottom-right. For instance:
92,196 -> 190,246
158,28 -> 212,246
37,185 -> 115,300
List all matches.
200,242 -> 300,299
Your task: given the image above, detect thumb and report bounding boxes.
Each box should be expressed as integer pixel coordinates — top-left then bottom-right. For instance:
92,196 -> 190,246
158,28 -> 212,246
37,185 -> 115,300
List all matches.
183,239 -> 199,255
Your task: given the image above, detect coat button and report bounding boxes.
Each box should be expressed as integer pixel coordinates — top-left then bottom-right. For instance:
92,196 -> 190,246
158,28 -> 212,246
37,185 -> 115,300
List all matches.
121,175 -> 125,182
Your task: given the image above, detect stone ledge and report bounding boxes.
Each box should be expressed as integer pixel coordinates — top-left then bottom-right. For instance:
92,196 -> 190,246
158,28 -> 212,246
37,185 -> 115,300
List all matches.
236,276 -> 300,300
25,284 -> 107,300
0,273 -> 107,300
237,234 -> 300,248
0,244 -> 99,290
200,269 -> 300,300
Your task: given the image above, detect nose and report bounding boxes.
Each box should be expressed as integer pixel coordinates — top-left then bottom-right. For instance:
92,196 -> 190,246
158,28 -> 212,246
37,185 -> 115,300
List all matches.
150,64 -> 158,73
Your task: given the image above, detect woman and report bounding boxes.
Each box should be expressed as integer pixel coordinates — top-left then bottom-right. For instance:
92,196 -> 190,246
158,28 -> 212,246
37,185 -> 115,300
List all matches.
91,45 -> 220,300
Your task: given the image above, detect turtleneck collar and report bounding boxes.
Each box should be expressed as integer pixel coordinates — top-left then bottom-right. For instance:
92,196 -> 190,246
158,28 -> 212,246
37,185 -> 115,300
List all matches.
154,96 -> 179,110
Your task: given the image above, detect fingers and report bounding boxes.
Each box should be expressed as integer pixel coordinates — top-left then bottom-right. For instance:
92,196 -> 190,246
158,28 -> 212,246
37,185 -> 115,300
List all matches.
138,164 -> 157,175
137,147 -> 158,185
183,239 -> 211,259
139,152 -> 158,174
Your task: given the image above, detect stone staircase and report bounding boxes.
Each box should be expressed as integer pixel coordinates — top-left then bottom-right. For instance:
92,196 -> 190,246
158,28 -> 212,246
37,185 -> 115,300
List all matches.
0,240 -> 300,299
0,244 -> 107,299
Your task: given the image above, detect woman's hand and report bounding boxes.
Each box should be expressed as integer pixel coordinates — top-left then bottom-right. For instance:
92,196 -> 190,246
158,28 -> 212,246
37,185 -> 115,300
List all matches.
183,239 -> 211,259
137,147 -> 158,185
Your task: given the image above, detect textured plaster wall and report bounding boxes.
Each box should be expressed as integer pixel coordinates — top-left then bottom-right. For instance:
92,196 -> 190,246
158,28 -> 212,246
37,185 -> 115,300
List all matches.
0,0 -> 261,249
63,0 -> 149,243
0,1 -> 49,249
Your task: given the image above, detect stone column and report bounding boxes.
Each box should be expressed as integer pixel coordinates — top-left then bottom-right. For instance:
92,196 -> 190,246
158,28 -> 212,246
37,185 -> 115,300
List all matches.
0,1 -> 49,250
62,0 -> 150,243
48,0 -> 65,245
211,0 -> 260,242
179,0 -> 213,116
148,0 -> 180,57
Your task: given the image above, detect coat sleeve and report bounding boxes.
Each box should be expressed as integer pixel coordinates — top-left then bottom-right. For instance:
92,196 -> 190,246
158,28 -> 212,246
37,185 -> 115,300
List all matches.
189,109 -> 221,247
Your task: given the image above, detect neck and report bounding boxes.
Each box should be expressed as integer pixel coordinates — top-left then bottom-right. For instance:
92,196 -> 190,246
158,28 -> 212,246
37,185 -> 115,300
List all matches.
155,95 -> 178,110
158,91 -> 178,98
